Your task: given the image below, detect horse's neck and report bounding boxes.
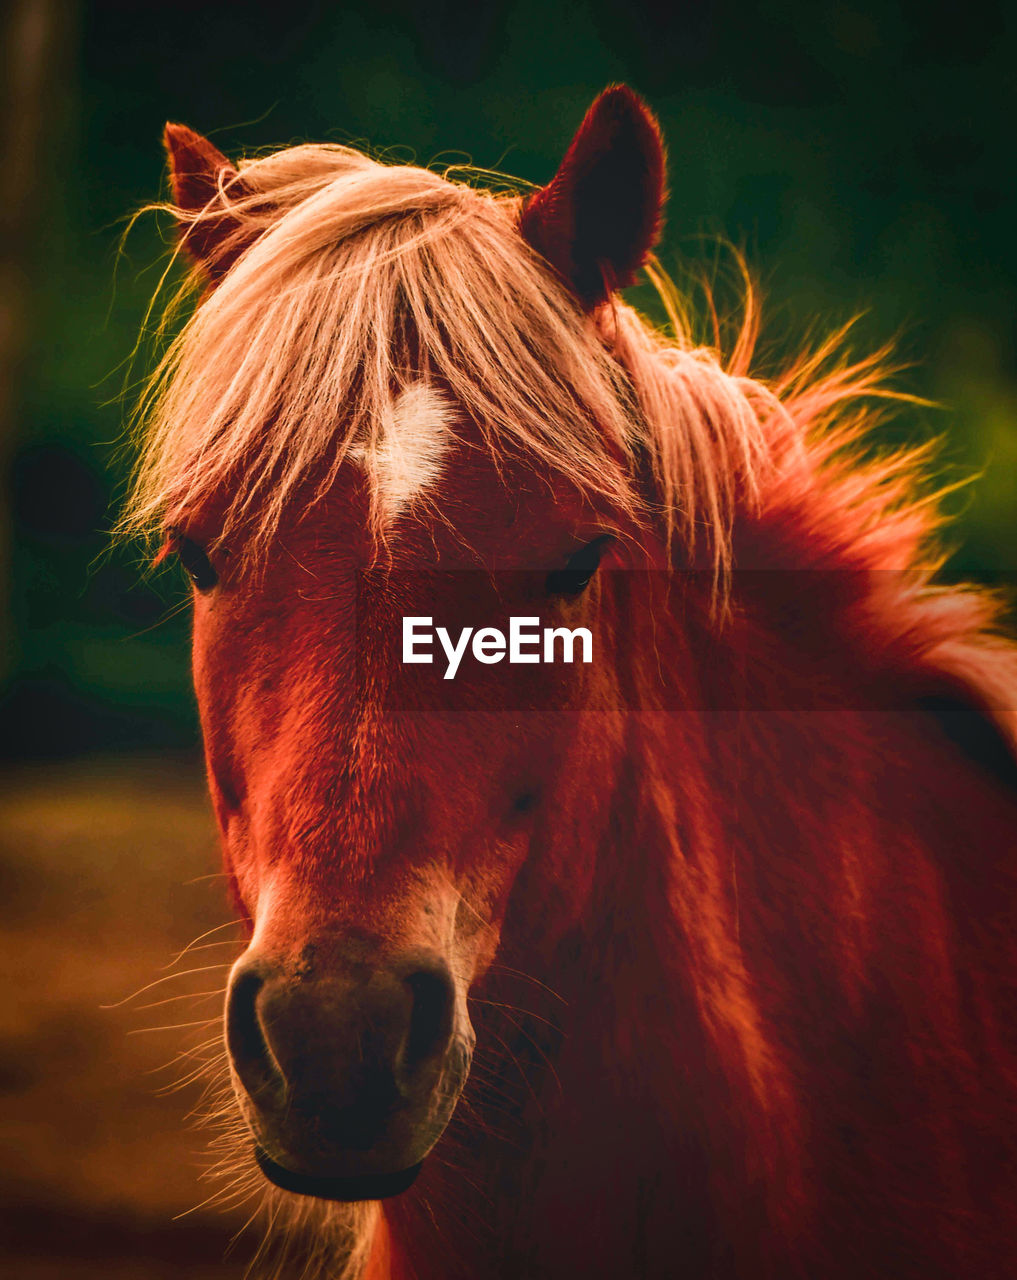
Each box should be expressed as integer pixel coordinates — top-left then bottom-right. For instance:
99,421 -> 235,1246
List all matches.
601,565 -> 1017,1276
491,560 -> 1017,1278
378,563 -> 1017,1280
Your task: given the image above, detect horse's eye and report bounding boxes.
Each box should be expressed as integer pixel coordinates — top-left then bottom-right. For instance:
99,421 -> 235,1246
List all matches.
546,535 -> 614,597
170,532 -> 219,592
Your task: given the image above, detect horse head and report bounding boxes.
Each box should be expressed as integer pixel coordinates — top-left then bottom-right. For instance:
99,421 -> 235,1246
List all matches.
153,88 -> 671,1200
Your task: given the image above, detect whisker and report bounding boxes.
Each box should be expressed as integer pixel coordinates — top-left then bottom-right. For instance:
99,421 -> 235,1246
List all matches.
147,1035 -> 225,1073
133,988 -> 226,1012
479,1024 -> 545,1111
164,921 -> 247,968
156,1062 -> 223,1095
165,939 -> 246,958
470,997 -> 561,1032
227,1201 -> 268,1258
128,1017 -> 223,1035
103,963 -> 234,1008
172,1173 -> 259,1220
487,963 -> 567,1003
490,1007 -> 563,1097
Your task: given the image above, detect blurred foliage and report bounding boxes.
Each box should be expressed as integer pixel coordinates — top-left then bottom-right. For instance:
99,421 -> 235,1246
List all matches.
3,0 -> 1015,757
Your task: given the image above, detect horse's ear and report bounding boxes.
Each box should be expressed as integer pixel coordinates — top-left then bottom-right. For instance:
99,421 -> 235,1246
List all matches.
163,123 -> 253,283
519,85 -> 666,310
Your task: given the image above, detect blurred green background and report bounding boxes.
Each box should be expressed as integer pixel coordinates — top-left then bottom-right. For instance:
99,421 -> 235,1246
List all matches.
3,0 -> 1015,760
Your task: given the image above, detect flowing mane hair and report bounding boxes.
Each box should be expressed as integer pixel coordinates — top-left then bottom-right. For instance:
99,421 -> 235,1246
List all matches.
121,140 -> 942,598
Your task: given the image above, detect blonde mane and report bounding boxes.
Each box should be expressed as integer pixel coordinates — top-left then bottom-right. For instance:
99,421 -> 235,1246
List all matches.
123,144 -> 810,571
122,139 -> 951,602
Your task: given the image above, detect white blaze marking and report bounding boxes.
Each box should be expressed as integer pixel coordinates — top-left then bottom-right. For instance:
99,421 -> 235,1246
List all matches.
374,382 -> 453,516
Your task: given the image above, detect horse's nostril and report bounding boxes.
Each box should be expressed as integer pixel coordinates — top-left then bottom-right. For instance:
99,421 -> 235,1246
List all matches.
227,952 -> 460,1145
402,966 -> 455,1072
226,967 -> 286,1106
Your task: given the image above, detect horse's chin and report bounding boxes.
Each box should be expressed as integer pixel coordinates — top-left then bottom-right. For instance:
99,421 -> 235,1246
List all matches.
254,1145 -> 424,1201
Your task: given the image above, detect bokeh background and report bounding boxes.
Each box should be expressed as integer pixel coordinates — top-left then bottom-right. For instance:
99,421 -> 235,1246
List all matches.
1,0 -> 1015,1275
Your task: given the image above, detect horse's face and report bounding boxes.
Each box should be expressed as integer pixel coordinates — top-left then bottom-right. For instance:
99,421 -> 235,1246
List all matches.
183,425 -> 647,1198
158,84 -> 667,1202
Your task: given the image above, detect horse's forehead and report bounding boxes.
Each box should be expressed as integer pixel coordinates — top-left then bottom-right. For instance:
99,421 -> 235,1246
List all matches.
251,378 -> 597,570
347,381 -> 587,551
363,381 -> 455,519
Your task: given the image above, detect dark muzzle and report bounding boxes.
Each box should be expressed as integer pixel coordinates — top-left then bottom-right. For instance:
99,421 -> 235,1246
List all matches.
226,947 -> 469,1199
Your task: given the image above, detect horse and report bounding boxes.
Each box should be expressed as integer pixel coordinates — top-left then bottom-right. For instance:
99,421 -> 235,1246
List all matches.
124,86 -> 1017,1278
